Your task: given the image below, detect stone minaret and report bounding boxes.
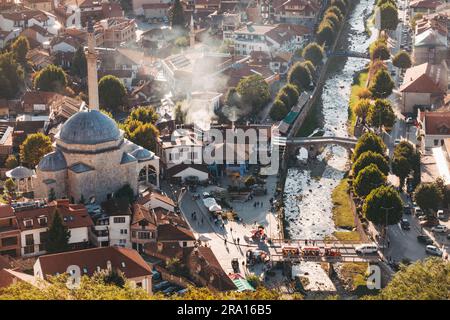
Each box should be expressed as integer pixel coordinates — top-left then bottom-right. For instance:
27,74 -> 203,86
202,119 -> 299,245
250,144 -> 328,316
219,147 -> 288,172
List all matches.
189,14 -> 195,48
86,19 -> 99,111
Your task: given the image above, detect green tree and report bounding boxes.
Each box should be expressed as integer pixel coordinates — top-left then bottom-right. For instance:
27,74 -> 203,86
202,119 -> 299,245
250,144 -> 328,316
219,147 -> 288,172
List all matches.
302,42 -> 324,66
392,51 -> 412,69
174,102 -> 186,124
33,64 -> 67,93
0,274 -> 151,300
279,84 -> 300,107
127,106 -> 158,125
19,133 -> 53,167
45,210 -> 71,254
235,74 -> 270,112
363,185 -> 403,226
352,132 -> 387,161
414,183 -> 443,215
98,75 -> 127,112
352,150 -> 389,177
114,184 -> 135,204
379,2 -> 399,31
317,21 -> 335,47
326,6 -> 344,21
370,42 -> 390,60
354,99 -> 371,121
323,12 -> 341,29
0,52 -> 24,99
367,99 -> 396,129
410,13 -> 423,30
4,154 -> 18,169
174,36 -> 188,47
435,177 -> 450,208
11,36 -> 29,67
354,164 -> 387,198
71,46 -> 87,78
169,0 -> 185,28
392,156 -> 411,189
244,175 -> 257,187
288,62 -> 312,91
369,68 -> 394,99
92,269 -> 127,288
127,122 -> 159,152
3,178 -> 16,201
269,99 -> 288,121
365,258 -> 449,300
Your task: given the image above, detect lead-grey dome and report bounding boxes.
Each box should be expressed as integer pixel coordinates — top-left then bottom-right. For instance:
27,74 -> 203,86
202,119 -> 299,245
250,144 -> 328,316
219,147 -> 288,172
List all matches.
6,166 -> 33,179
131,147 -> 154,160
59,110 -> 120,145
38,150 -> 67,172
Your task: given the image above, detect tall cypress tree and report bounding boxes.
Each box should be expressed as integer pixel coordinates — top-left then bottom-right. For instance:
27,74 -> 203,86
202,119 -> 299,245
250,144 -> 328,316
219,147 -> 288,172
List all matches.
169,0 -> 186,28
71,46 -> 87,78
45,210 -> 71,253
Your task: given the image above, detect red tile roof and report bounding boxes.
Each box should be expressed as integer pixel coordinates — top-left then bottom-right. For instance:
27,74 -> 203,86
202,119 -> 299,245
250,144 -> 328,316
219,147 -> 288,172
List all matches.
36,246 -> 152,279
399,63 -> 447,93
423,111 -> 450,135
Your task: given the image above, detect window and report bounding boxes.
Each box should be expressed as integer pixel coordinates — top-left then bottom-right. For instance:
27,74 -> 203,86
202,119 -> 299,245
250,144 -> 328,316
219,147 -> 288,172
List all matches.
138,232 -> 150,240
38,216 -> 47,226
434,139 -> 439,146
120,229 -> 128,235
183,241 -> 187,247
1,236 -> 18,247
25,234 -> 34,246
24,219 -> 33,228
39,231 -> 48,245
113,217 -> 126,224
24,245 -> 34,254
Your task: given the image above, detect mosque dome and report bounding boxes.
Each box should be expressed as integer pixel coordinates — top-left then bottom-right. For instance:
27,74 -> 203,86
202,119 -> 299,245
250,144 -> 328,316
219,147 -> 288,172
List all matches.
130,148 -> 154,161
59,110 -> 121,145
38,150 -> 67,172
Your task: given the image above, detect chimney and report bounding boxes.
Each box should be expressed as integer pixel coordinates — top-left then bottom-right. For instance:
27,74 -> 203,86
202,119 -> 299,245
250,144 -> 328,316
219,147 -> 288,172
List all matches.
106,260 -> 112,271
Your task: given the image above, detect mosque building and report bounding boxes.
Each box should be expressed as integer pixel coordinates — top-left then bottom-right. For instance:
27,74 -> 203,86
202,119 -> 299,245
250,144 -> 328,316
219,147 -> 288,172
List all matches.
32,21 -> 159,204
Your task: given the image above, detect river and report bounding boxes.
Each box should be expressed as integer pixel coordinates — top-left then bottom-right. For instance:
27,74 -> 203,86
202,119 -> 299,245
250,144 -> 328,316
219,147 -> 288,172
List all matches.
283,0 -> 378,240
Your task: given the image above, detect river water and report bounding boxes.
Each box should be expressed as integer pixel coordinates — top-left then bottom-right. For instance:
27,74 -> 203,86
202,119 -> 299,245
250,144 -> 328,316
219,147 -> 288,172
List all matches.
284,0 -> 378,239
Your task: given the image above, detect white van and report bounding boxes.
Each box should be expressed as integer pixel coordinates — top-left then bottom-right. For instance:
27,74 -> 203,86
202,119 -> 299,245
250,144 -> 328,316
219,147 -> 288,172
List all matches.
355,244 -> 378,255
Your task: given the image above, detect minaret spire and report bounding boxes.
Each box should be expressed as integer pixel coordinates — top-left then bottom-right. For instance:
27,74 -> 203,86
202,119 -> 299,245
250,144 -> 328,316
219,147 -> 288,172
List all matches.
86,18 -> 99,111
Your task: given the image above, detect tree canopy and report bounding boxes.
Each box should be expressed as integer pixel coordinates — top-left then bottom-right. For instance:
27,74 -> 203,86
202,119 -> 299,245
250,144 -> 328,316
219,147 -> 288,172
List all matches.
288,62 -> 312,92
302,42 -> 324,66
45,210 -> 71,254
169,0 -> 186,29
269,99 -> 289,121
19,132 -> 53,168
0,52 -> 24,99
369,68 -> 394,99
367,99 -> 396,129
11,36 -> 29,67
366,258 -> 449,300
71,46 -> 87,78
235,74 -> 270,113
98,75 -> 127,112
363,185 -> 403,226
33,64 -> 67,93
352,132 -> 387,161
352,150 -> 389,177
379,2 -> 399,31
392,51 -> 412,69
354,164 -> 387,198
414,182 -> 443,214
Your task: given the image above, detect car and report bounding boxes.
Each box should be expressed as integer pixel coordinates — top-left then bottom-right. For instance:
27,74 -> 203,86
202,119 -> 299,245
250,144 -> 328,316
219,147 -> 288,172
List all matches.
417,234 -> 433,245
400,219 -> 410,230
153,280 -> 170,291
403,205 -> 412,215
414,207 -> 424,216
355,244 -> 378,255
162,286 -> 178,295
151,270 -> 161,281
431,225 -> 448,233
176,288 -> 188,295
202,192 -> 211,198
437,210 -> 445,220
425,245 -> 443,257
394,139 -> 401,146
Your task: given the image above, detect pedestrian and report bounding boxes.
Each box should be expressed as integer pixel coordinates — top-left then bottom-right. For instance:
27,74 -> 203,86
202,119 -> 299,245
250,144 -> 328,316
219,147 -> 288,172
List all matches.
201,217 -> 204,224
261,202 -> 263,208
387,240 -> 390,248
237,238 -> 240,245
224,239 -> 227,246
230,227 -> 233,233
254,202 -> 257,208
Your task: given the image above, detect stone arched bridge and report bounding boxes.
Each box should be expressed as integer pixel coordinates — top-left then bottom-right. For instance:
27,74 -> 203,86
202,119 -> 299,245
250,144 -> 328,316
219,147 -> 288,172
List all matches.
280,136 -> 358,158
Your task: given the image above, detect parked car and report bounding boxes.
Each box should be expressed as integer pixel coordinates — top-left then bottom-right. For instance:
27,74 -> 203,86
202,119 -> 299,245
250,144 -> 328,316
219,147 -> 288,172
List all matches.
431,225 -> 448,233
400,219 -> 410,230
151,270 -> 161,281
405,117 -> 415,125
425,245 -> 443,257
355,244 -> 378,255
394,139 -> 401,146
162,286 -> 178,295
414,207 -> 424,216
153,280 -> 170,291
437,210 -> 445,220
417,234 -> 433,245
403,205 -> 412,215
420,217 -> 440,227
